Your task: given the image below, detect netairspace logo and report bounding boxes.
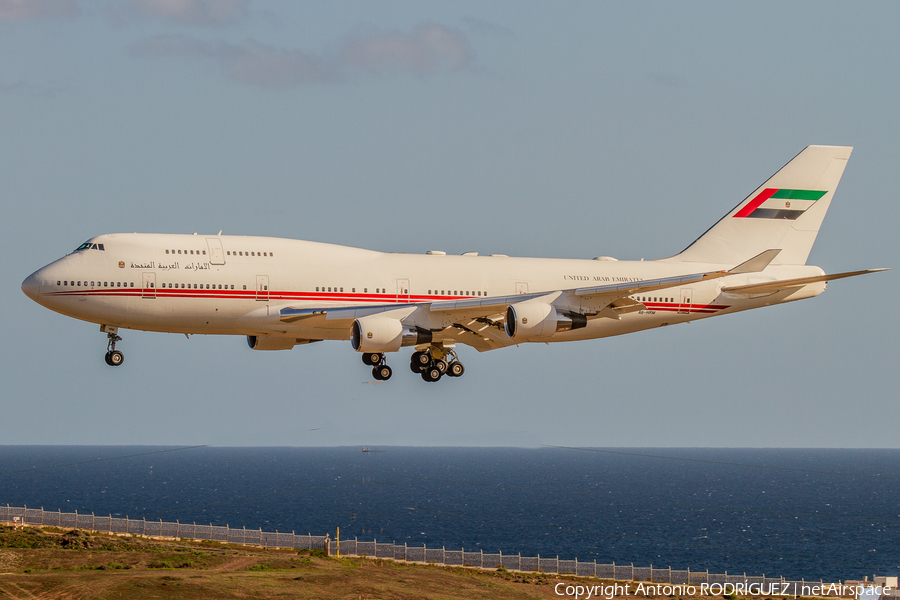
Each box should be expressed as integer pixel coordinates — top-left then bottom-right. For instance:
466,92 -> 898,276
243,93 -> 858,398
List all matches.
553,582 -> 893,599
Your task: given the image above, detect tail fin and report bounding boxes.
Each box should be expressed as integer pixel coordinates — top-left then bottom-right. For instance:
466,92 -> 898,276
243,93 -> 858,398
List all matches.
672,145 -> 852,265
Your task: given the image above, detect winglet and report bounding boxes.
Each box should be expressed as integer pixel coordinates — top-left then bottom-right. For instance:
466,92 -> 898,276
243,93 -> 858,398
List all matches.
728,249 -> 781,274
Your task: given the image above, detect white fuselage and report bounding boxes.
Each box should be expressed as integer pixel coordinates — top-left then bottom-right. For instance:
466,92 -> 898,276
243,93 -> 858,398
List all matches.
22,233 -> 826,347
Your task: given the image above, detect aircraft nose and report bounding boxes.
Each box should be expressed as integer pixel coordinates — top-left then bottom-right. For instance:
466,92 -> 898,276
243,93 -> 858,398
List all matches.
21,271 -> 42,301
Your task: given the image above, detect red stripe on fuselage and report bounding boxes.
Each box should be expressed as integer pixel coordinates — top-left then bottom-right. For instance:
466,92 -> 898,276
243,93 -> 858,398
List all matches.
45,290 -> 731,314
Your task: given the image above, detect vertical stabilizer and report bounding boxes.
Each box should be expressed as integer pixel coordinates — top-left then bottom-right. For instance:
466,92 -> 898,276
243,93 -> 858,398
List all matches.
673,145 -> 852,265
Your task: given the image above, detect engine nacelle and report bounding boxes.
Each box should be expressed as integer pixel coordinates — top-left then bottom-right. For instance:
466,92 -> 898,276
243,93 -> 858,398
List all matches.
247,335 -> 297,351
504,302 -> 587,340
350,316 -> 432,353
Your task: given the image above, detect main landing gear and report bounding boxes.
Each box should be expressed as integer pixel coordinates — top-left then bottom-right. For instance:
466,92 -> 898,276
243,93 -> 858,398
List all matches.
362,352 -> 392,381
362,345 -> 465,382
101,325 -> 124,367
409,346 -> 465,383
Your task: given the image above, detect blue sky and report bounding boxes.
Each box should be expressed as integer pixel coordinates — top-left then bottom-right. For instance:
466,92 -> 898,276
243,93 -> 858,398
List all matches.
2,0 -> 897,447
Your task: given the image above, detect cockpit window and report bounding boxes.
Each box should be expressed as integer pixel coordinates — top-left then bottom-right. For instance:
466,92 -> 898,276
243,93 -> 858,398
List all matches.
74,242 -> 105,252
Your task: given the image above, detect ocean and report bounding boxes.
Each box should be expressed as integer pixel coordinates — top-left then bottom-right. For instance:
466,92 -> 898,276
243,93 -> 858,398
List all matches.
0,446 -> 897,582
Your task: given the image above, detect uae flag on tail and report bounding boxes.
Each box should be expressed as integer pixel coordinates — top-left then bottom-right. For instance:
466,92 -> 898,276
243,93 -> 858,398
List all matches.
733,188 -> 827,220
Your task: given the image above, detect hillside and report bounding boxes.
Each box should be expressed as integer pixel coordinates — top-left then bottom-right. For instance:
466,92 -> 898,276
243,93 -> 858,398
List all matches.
0,524 -> 572,599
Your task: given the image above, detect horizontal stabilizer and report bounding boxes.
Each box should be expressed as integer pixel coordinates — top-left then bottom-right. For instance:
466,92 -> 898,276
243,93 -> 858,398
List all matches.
721,268 -> 888,294
728,249 -> 781,274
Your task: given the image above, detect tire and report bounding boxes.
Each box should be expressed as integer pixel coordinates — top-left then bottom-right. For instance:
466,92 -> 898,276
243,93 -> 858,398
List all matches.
409,359 -> 425,374
108,350 -> 124,366
448,361 -> 465,377
422,366 -> 442,382
104,351 -> 113,366
433,359 -> 448,374
412,351 -> 431,368
375,365 -> 392,380
362,352 -> 381,366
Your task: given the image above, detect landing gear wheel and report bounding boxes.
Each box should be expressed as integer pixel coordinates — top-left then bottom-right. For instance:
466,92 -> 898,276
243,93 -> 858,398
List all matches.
410,359 -> 424,374
411,351 -> 431,369
362,352 -> 383,366
373,365 -> 392,381
433,359 -> 448,375
108,350 -> 124,367
422,366 -> 442,382
448,361 -> 465,377
104,327 -> 124,367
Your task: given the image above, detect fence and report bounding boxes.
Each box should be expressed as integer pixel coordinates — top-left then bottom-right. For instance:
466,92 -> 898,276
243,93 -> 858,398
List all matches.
1,504 -> 326,551
0,504 -> 873,596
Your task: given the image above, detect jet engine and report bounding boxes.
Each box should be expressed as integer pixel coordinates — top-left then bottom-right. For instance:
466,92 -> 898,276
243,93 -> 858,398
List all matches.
505,302 -> 587,340
247,335 -> 297,351
350,315 -> 432,353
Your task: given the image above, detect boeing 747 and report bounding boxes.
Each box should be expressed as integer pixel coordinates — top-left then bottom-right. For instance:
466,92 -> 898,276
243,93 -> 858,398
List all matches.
21,146 -> 886,382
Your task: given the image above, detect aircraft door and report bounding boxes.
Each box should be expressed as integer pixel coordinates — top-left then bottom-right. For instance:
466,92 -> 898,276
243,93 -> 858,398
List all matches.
256,275 -> 269,301
678,288 -> 693,314
142,272 -> 156,299
206,238 -> 225,265
516,282 -> 529,294
396,279 -> 410,304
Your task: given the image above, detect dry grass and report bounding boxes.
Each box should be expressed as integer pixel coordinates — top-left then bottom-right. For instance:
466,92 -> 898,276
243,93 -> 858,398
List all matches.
0,525 -> 567,599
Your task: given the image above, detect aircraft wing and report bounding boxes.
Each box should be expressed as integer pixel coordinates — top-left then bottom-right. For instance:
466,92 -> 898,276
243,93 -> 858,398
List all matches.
276,254 -> 781,352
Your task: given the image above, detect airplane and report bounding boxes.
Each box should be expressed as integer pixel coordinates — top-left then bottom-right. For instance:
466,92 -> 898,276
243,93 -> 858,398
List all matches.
21,145 -> 886,383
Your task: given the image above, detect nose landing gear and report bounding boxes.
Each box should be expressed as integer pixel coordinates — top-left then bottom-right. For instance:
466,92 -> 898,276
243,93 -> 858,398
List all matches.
102,325 -> 124,367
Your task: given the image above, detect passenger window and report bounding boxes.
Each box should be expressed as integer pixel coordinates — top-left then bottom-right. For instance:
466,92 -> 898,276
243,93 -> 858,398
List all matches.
364,288 -> 367,293
227,251 -> 230,256
202,250 -> 206,255
340,287 -> 343,292
178,250 -> 181,254
57,281 -> 60,286
352,288 -> 355,293
77,281 -> 81,286
166,249 -> 169,254
230,285 -> 234,289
